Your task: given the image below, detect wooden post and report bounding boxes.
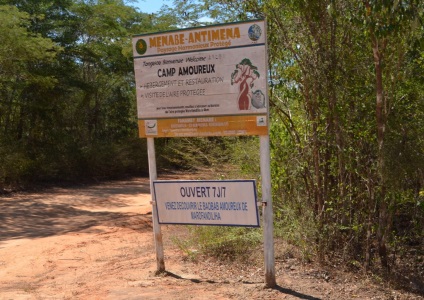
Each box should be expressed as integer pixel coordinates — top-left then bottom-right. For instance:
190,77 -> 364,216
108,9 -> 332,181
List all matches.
260,134 -> 276,287
147,138 -> 165,273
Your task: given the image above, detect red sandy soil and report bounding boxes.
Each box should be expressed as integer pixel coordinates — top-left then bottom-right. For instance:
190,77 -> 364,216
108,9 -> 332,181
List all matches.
0,175 -> 421,299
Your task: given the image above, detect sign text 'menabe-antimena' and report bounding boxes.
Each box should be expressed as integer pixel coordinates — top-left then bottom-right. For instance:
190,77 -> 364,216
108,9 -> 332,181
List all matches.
148,27 -> 241,48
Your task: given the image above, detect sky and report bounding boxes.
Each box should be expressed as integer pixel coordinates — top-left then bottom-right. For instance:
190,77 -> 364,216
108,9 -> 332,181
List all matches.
135,0 -> 171,14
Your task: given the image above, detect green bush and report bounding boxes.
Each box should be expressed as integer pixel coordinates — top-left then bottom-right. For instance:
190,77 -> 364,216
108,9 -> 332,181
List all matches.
0,144 -> 34,188
0,138 -> 149,189
174,226 -> 262,262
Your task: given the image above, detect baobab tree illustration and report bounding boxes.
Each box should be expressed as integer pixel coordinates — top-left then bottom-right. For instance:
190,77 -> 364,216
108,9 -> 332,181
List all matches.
231,58 -> 260,110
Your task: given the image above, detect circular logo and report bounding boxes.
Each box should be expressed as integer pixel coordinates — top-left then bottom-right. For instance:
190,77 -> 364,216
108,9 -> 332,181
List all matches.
248,24 -> 262,41
135,39 -> 147,55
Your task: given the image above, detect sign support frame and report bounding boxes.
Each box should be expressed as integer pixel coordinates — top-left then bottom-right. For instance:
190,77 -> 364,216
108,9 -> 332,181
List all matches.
136,19 -> 276,287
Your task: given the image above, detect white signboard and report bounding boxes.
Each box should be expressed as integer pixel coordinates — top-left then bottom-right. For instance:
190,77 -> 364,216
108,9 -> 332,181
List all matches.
153,180 -> 259,226
132,20 -> 267,120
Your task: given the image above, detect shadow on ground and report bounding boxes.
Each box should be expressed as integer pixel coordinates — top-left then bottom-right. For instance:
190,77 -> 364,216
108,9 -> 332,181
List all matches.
0,178 -> 152,243
162,271 -> 322,300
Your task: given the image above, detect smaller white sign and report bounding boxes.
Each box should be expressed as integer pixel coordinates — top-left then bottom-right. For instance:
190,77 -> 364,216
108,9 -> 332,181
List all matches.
153,180 -> 259,227
144,120 -> 158,135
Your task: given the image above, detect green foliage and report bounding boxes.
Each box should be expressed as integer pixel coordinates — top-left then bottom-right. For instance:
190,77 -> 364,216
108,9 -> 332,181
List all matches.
0,143 -> 33,188
0,1 -> 164,189
274,205 -> 316,262
174,226 -> 262,262
0,4 -> 60,101
0,137 -> 148,187
227,136 -> 260,178
165,0 -> 424,272
156,136 -> 255,173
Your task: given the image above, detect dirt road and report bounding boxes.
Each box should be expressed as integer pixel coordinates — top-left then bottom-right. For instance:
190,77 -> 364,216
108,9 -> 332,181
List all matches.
0,177 -> 421,299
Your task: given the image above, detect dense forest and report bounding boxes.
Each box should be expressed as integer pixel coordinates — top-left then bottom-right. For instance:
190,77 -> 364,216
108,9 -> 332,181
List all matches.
1,0 -> 423,291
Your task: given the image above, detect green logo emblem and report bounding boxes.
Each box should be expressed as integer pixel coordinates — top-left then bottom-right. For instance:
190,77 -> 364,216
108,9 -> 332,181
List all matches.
135,39 -> 147,55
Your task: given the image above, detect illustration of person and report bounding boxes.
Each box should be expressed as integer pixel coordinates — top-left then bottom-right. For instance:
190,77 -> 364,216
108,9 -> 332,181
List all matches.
231,58 -> 260,110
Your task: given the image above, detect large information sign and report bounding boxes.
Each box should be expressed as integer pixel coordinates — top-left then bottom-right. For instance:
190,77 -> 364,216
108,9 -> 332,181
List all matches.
153,180 -> 259,227
132,20 -> 267,137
